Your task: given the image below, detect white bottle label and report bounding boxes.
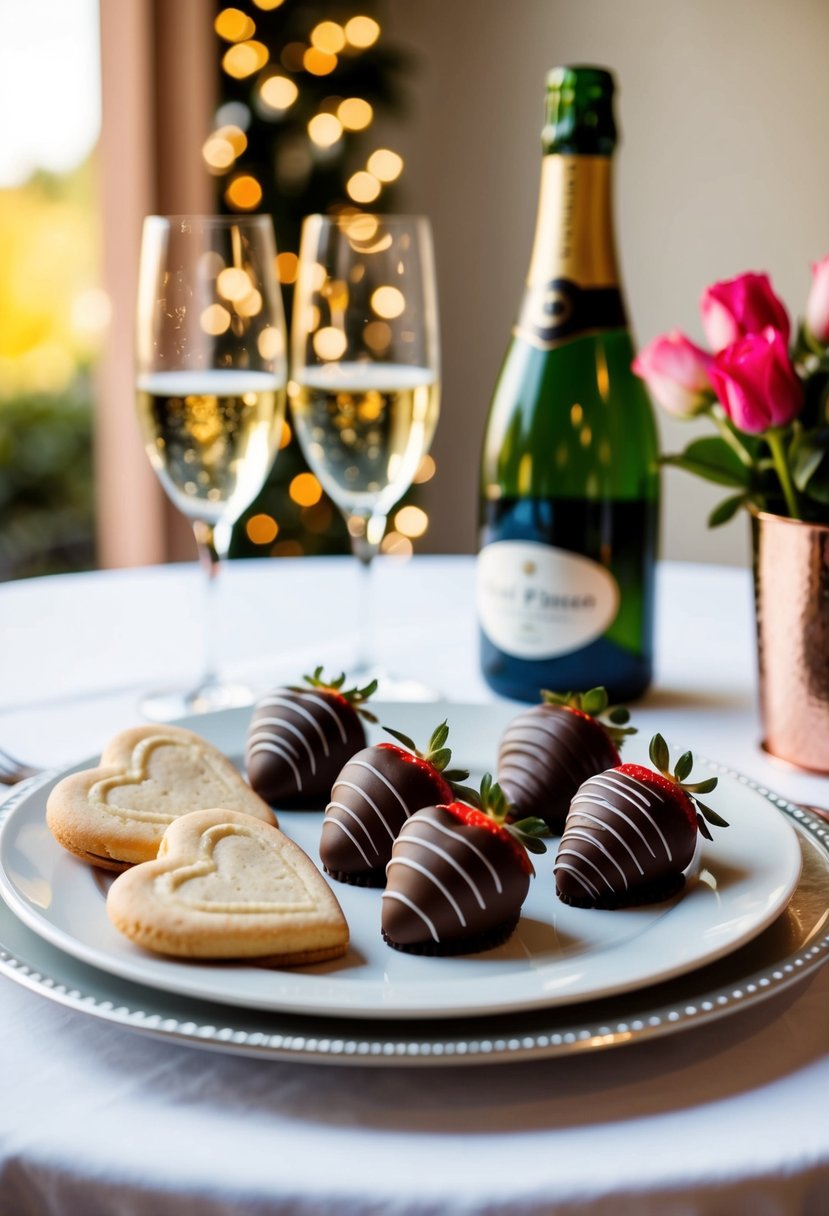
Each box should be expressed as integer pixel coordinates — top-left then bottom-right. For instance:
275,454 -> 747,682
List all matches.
477,540 -> 620,660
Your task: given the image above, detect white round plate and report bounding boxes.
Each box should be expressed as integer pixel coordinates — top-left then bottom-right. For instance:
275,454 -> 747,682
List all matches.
0,702 -> 802,1021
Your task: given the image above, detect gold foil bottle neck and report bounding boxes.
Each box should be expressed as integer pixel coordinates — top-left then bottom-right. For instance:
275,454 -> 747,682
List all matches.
526,155 -> 619,290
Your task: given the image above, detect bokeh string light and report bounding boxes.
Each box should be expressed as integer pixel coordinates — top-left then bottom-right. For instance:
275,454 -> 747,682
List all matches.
209,2 -> 431,562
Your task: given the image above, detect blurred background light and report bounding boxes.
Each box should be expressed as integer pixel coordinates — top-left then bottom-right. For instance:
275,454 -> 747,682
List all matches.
214,8 -> 257,43
346,170 -> 380,203
246,513 -> 279,544
370,285 -> 405,318
367,148 -> 403,182
259,74 -> 298,112
311,21 -> 346,54
313,326 -> 347,360
225,173 -> 263,209
345,16 -> 381,49
275,251 -> 299,283
308,112 -> 343,148
303,47 -> 338,76
289,471 -> 323,506
338,97 -> 373,130
222,39 -> 269,79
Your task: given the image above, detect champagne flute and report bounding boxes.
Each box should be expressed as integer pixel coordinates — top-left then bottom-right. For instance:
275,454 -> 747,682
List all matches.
135,214 -> 287,719
289,214 -> 440,691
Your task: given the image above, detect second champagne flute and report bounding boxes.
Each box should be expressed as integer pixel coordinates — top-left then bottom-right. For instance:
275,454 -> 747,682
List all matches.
289,214 -> 440,688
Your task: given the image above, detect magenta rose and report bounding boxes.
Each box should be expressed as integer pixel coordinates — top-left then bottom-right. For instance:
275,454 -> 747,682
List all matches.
806,255 -> 829,343
632,330 -> 713,417
708,327 -> 802,434
700,272 -> 790,352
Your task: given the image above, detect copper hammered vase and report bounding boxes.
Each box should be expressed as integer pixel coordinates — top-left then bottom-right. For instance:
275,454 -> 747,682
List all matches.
752,509 -> 829,772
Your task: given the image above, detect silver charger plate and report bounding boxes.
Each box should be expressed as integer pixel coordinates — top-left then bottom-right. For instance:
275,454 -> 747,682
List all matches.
0,771 -> 827,1067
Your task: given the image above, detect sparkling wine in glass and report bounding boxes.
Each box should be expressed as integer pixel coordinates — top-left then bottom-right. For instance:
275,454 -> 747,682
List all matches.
289,214 -> 440,689
135,214 -> 287,719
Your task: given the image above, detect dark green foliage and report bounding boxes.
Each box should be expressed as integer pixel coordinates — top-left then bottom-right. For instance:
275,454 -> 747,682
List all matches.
0,387 -> 96,580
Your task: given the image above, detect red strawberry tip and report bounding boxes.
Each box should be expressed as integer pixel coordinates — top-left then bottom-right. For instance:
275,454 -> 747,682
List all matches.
441,800 -> 540,875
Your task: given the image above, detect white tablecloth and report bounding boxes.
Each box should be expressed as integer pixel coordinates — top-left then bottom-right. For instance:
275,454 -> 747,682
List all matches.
0,556 -> 828,1215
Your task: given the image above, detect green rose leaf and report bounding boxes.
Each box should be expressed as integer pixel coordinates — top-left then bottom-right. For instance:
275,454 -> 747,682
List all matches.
791,427 -> 829,505
708,493 -> 748,528
661,436 -> 752,488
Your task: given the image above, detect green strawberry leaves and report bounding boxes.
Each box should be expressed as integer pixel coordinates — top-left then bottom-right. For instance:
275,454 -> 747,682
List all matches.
300,667 -> 379,722
474,773 -> 549,856
647,732 -> 729,837
383,725 -> 417,752
381,719 -> 471,793
541,686 -> 636,748
649,733 -> 670,772
509,817 -> 550,855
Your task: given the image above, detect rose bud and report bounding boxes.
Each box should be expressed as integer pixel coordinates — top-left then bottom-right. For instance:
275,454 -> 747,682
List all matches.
708,327 -> 803,434
700,272 -> 790,352
806,255 -> 829,344
632,330 -> 713,417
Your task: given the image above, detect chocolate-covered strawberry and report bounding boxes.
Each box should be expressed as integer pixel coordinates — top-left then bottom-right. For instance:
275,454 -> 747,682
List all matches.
382,774 -> 548,956
246,668 -> 376,808
554,734 -> 728,909
320,720 -> 474,887
498,687 -> 635,833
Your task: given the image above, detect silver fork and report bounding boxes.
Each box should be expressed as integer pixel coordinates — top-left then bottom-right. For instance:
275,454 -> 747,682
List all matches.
0,748 -> 41,786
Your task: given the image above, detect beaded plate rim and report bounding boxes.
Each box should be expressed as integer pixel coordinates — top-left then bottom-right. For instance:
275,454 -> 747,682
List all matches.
0,763 -> 827,1067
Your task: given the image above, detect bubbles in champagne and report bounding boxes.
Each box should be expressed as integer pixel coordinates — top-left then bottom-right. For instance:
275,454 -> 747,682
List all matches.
289,363 -> 439,516
135,369 -> 285,525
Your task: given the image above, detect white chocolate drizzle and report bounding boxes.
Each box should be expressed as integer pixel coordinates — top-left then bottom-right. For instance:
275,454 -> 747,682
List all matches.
248,717 -> 316,773
320,814 -> 373,867
388,833 -> 487,907
322,802 -> 379,855
563,808 -> 646,875
500,711 -> 593,792
346,759 -> 410,815
381,889 -> 440,942
408,815 -> 503,893
386,856 -> 468,927
246,738 -> 303,790
327,778 -> 397,841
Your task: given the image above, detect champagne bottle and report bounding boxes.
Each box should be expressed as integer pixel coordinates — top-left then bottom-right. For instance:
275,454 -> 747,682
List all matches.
478,65 -> 659,703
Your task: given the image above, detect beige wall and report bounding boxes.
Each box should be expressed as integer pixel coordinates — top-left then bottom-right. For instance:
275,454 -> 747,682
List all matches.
381,0 -> 829,565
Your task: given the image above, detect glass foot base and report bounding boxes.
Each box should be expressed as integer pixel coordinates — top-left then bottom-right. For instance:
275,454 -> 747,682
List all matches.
139,682 -> 254,723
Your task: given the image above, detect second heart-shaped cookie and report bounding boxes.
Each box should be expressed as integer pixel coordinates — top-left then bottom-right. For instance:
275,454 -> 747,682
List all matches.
46,724 -> 274,870
106,807 -> 349,964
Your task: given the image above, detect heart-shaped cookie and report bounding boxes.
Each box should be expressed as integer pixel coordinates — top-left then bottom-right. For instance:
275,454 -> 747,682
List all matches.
46,724 -> 274,870
107,808 -> 348,964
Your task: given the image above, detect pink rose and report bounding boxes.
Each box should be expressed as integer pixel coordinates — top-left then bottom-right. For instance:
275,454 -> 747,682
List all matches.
806,254 -> 829,343
632,330 -> 713,417
700,272 -> 790,352
708,327 -> 802,434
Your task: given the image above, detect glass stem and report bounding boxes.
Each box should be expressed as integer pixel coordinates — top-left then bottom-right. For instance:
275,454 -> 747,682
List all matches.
192,519 -> 230,692
348,511 -> 387,677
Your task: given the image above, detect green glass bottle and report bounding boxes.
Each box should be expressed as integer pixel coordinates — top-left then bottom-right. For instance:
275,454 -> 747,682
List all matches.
478,66 -> 659,703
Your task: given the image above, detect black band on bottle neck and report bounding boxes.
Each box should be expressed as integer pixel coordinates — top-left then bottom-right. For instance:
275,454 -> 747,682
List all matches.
514,277 -> 627,350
